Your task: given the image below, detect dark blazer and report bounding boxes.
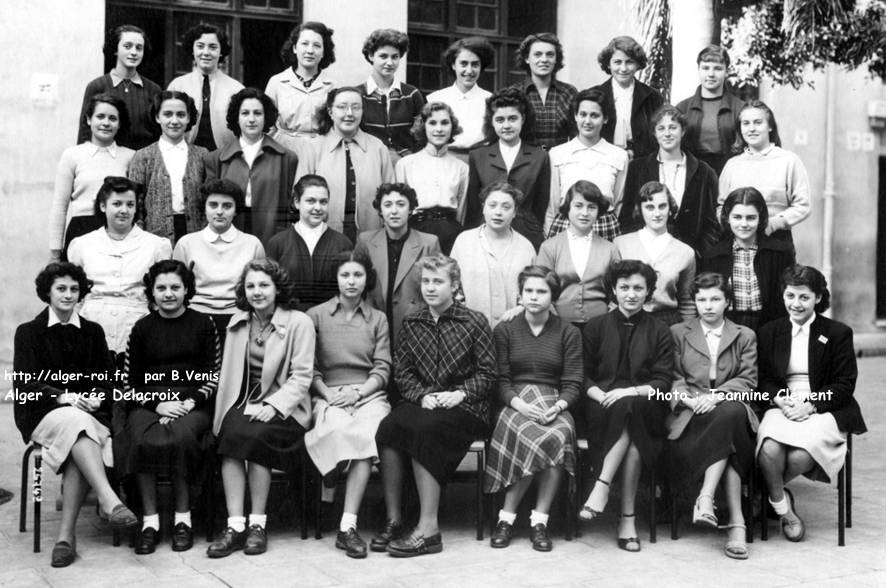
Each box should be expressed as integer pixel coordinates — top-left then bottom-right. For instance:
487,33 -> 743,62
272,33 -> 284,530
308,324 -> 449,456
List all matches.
466,142 -> 550,250
581,310 -> 674,395
756,315 -> 866,434
590,79 -> 664,158
12,309 -> 114,443
205,135 -> 299,248
620,151 -> 721,256
700,236 -> 795,326
354,228 -> 441,346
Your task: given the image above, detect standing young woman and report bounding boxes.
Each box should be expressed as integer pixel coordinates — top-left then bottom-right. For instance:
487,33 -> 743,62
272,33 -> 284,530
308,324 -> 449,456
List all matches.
466,88 -> 550,250
168,24 -> 244,151
67,176 -> 172,358
718,101 -> 811,246
675,45 -> 745,175
357,28 -> 425,161
614,181 -> 696,326
205,87 -> 298,248
13,263 -> 138,567
450,182 -> 535,327
267,174 -> 352,310
756,265 -> 866,542
536,180 -> 621,328
507,33 -> 577,151
395,102 -> 468,253
701,187 -> 795,331
78,24 -> 161,150
620,105 -> 720,257
266,22 -> 337,154
545,89 -> 628,241
589,36 -> 664,159
296,87 -> 394,242
668,272 -> 757,560
579,260 -> 674,553
128,91 -> 207,244
209,259 -> 315,558
118,260 -> 219,555
305,252 -> 392,558
51,94 -> 133,260
426,37 -> 495,161
173,178 -> 265,346
373,255 -> 496,557
484,266 -> 582,552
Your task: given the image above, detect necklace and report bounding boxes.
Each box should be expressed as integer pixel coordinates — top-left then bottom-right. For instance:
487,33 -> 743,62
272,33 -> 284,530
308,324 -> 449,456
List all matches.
251,314 -> 273,346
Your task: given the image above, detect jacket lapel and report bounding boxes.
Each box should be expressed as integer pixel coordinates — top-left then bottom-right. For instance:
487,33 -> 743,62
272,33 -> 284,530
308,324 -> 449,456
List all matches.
773,319 -> 792,378
394,231 -> 422,292
684,320 -> 711,359
808,317 -> 827,390
368,230 -> 389,298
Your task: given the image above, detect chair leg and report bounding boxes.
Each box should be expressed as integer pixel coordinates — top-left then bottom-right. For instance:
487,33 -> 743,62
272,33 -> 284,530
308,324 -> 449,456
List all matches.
475,449 -> 485,541
565,474 -> 575,541
34,451 -> 43,553
573,447 -> 583,538
648,465 -> 656,544
838,465 -> 846,546
846,433 -> 852,528
670,486 -> 678,540
745,471 -> 754,544
758,468 -> 768,541
20,444 -> 35,533
300,452 -> 310,541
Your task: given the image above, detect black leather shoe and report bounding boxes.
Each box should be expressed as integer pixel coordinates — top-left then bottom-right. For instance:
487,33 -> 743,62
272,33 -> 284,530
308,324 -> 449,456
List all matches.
336,528 -> 368,559
490,520 -> 513,548
244,524 -> 267,555
206,527 -> 246,558
51,540 -> 76,567
134,527 -> 159,555
387,532 -> 443,557
171,522 -> 194,552
370,520 -> 405,552
530,523 -> 553,552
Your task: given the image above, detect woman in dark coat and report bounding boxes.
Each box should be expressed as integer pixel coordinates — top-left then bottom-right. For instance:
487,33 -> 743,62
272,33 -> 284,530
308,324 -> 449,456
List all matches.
579,260 -> 674,552
701,187 -> 795,331
756,265 -> 866,542
13,263 -> 138,567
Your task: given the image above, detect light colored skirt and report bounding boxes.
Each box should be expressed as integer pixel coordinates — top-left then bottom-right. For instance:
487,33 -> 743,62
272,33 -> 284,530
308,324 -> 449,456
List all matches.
756,408 -> 847,483
305,395 -> 391,475
30,407 -> 113,474
80,296 -> 148,354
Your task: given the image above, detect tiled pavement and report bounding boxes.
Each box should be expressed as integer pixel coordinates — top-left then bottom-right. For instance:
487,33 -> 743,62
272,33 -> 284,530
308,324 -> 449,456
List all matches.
1,357 -> 885,587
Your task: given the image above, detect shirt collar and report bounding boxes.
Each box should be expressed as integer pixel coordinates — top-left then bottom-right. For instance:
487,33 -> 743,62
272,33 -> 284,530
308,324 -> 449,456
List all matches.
656,152 -> 686,166
744,144 -> 776,157
732,239 -> 758,252
387,228 -> 410,245
701,322 -> 724,338
611,78 -> 635,96
567,229 -> 592,241
87,142 -> 119,158
200,224 -> 239,243
328,128 -> 369,152
790,314 -> 816,337
109,71 -> 144,87
294,220 -> 327,236
329,297 -> 372,321
366,76 -> 402,96
158,136 -> 188,152
47,307 -> 81,328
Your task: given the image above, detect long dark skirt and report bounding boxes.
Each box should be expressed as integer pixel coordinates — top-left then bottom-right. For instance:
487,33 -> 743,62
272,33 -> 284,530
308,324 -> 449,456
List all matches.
376,401 -> 486,485
116,403 -> 214,481
584,395 -> 667,473
669,401 -> 755,485
217,404 -> 306,473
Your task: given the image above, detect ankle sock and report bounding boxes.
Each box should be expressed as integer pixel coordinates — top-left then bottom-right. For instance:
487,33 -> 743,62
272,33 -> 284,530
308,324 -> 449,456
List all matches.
142,513 -> 160,531
227,516 -> 246,533
340,512 -> 358,532
769,495 -> 789,516
497,509 -> 517,525
249,514 -> 267,529
174,511 -> 192,527
529,510 -> 549,527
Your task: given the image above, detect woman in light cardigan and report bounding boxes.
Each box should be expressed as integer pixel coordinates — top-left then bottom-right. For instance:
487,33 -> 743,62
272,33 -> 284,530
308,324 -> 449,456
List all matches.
614,181 -> 696,326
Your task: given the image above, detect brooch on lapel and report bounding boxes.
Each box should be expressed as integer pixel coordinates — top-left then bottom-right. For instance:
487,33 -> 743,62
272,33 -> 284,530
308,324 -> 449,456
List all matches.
818,335 -> 828,344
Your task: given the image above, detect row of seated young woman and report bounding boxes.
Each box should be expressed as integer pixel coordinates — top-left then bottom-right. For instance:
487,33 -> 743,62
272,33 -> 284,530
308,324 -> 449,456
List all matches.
15,241 -> 864,567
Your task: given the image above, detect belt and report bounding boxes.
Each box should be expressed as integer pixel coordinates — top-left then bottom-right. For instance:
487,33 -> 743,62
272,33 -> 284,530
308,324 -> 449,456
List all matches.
412,206 -> 457,223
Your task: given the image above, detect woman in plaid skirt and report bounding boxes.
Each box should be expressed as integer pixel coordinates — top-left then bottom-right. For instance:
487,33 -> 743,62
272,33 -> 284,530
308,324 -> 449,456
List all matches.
484,266 -> 582,552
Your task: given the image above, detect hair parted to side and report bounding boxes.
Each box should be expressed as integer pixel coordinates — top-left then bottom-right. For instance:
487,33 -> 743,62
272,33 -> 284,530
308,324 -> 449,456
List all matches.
182,23 -> 232,61
225,87 -> 277,136
515,32 -> 564,75
719,186 -> 769,240
518,265 -> 562,302
143,259 -> 196,310
362,28 -> 409,63
151,90 -> 199,132
416,254 -> 461,288
373,182 -> 418,212
482,87 -> 536,143
411,101 -> 463,147
35,263 -> 92,303
690,271 -> 734,303
281,21 -> 336,70
234,258 -> 299,311
780,264 -> 831,313
597,35 -> 648,74
332,250 -> 377,299
605,259 -> 657,304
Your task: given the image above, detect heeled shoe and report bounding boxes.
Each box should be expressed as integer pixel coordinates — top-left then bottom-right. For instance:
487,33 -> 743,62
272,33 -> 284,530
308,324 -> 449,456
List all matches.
724,524 -> 749,559
692,493 -> 718,528
616,513 -> 641,552
578,478 -> 610,521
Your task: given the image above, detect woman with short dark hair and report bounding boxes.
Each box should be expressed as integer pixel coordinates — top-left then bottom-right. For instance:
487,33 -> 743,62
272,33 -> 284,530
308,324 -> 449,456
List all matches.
205,87 -> 299,247
13,263 -> 138,567
168,23 -> 244,151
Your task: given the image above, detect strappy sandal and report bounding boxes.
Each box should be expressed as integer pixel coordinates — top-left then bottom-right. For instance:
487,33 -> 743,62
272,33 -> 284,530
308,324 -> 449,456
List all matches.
579,478 -> 610,520
616,513 -> 641,552
724,523 -> 749,559
692,493 -> 718,528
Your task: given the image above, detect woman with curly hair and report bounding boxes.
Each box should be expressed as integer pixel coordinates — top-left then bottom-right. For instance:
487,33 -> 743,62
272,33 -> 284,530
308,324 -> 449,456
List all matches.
118,260 -> 219,555
168,23 -> 244,151
208,258 -> 315,558
395,101 -> 468,253
266,22 -> 336,154
357,28 -> 425,161
205,87 -> 299,247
